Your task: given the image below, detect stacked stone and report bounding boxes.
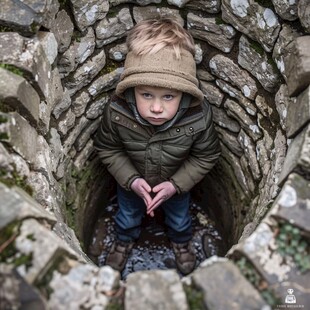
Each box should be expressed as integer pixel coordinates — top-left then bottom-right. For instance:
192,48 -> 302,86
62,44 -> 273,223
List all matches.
0,0 -> 310,309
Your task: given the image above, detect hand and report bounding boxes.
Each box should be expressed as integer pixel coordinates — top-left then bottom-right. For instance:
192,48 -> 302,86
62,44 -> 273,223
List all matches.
147,181 -> 177,216
131,178 -> 154,216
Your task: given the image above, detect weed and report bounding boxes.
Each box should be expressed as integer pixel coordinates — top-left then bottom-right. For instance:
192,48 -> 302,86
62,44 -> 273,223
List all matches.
276,223 -> 310,273
184,284 -> 205,310
0,63 -> 24,77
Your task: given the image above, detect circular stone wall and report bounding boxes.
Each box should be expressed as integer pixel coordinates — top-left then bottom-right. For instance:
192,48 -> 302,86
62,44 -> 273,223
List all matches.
0,0 -> 309,309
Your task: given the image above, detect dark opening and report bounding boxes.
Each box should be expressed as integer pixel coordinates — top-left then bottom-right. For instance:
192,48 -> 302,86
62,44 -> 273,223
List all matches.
83,161 -> 232,278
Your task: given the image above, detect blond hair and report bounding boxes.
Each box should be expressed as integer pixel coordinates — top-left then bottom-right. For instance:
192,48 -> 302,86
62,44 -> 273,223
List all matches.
126,18 -> 195,59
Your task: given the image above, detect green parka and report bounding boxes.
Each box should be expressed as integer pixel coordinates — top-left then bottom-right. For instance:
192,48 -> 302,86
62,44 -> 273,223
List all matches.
94,96 -> 221,193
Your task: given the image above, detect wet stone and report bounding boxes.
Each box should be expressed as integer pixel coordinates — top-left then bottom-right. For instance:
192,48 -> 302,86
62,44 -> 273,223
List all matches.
89,197 -> 224,280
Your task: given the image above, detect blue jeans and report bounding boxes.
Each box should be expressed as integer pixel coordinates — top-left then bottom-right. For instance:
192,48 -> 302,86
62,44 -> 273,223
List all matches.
115,185 -> 192,243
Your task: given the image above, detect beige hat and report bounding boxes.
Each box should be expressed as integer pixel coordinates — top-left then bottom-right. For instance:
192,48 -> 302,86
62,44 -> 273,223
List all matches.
115,47 -> 204,106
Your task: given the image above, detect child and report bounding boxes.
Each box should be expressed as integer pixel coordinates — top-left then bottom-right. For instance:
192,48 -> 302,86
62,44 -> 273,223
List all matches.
94,18 -> 221,275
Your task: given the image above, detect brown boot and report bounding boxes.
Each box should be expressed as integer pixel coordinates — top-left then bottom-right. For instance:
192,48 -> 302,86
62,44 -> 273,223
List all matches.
171,241 -> 196,275
105,239 -> 134,272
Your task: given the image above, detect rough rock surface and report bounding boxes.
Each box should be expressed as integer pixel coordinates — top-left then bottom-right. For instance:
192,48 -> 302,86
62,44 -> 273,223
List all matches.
0,1 -> 309,309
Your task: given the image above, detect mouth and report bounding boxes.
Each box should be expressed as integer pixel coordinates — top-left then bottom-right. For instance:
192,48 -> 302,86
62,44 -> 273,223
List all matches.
148,117 -> 165,123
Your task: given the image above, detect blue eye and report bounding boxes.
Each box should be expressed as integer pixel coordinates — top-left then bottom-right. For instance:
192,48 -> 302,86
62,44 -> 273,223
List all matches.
163,95 -> 174,100
142,93 -> 152,99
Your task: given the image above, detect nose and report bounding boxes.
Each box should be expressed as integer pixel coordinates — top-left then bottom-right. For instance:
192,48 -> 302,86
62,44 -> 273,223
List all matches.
150,99 -> 163,113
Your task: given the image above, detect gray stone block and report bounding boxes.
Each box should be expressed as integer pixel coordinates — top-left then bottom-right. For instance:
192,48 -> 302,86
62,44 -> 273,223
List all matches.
192,259 -> 267,310
0,182 -> 56,230
0,33 -> 52,101
272,173 -> 310,235
0,68 -> 40,127
0,112 -> 38,164
278,123 -> 310,184
15,219 -> 77,283
287,86 -> 310,138
229,221 -> 310,308
0,0 -> 58,36
188,13 -> 236,53
285,36 -> 310,96
126,270 -> 188,310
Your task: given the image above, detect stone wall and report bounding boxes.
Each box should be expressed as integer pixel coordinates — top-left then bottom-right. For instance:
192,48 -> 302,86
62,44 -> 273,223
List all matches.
0,0 -> 309,309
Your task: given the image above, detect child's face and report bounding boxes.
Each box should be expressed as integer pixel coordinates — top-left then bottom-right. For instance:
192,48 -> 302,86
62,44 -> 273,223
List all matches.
134,86 -> 182,126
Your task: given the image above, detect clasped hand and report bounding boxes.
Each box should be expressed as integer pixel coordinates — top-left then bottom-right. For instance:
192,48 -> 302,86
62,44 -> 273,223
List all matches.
130,178 -> 176,217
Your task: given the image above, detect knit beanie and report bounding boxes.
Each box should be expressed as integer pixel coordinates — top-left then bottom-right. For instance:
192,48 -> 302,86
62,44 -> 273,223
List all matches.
115,47 -> 204,107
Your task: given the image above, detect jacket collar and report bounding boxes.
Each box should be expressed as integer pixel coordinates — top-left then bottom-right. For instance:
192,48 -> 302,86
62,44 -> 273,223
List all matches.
110,95 -> 204,127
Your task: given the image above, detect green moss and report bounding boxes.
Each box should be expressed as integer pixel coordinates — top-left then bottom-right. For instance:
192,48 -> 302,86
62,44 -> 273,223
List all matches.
100,60 -> 119,75
184,285 -> 205,310
0,101 -> 15,113
35,255 -> 69,298
13,253 -> 33,269
253,0 -> 274,9
0,114 -> 8,124
215,17 -> 224,25
26,234 -> 36,241
30,22 -> 39,33
0,222 -> 33,270
0,222 -> 20,262
72,30 -> 82,43
0,25 -> 13,32
0,168 -> 34,197
0,133 -> 9,140
236,257 -> 280,307
65,205 -> 76,231
58,0 -> 68,10
276,223 -> 310,273
0,63 -> 24,77
248,39 -> 265,56
106,7 -> 119,19
236,257 -> 261,287
267,57 -> 280,74
106,300 -> 124,310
